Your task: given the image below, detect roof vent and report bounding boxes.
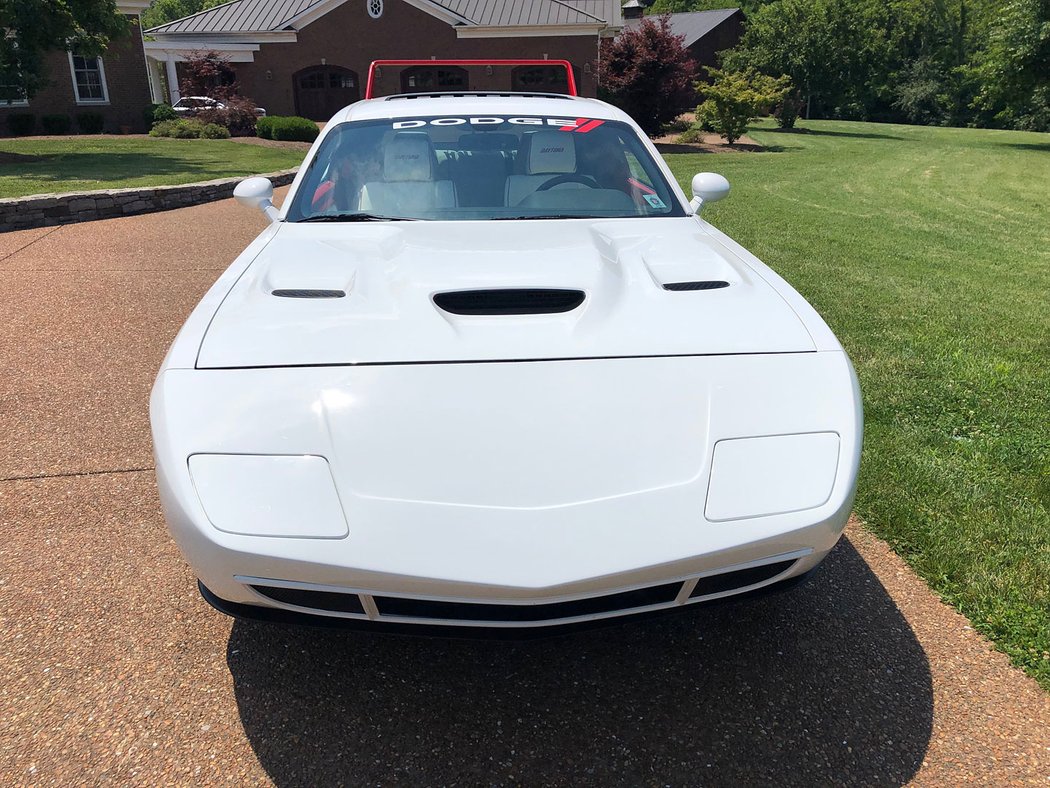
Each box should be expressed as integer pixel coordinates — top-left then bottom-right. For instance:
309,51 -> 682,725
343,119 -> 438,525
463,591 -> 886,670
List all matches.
434,288 -> 585,315
663,280 -> 730,291
271,289 -> 346,298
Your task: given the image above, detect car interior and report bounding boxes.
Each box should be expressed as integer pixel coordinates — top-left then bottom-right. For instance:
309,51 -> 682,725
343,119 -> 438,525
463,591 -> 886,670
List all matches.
295,118 -> 680,220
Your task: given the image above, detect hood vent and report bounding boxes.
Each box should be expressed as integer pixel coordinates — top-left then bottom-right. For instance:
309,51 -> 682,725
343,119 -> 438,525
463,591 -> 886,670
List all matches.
663,281 -> 730,291
272,289 -> 346,299
434,288 -> 585,316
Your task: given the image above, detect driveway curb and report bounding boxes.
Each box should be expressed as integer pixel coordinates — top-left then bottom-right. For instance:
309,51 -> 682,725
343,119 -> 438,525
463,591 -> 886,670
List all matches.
0,168 -> 298,233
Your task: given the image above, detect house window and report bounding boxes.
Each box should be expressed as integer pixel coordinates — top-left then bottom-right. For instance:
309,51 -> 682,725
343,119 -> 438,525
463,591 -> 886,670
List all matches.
68,53 -> 109,104
367,0 -> 383,18
401,66 -> 467,93
0,86 -> 28,107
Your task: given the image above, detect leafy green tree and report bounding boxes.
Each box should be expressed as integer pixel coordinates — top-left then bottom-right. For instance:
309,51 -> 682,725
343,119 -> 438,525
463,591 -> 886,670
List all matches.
970,0 -> 1050,130
142,0 -> 230,30
0,0 -> 127,102
696,67 -> 792,143
648,0 -> 775,16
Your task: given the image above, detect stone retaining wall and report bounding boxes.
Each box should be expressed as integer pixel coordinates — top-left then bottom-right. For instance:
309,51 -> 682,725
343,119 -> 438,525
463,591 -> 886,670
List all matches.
0,168 -> 299,233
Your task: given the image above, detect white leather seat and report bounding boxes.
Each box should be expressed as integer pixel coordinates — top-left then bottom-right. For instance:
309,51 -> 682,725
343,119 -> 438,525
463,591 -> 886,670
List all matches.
504,131 -> 586,207
360,133 -> 456,216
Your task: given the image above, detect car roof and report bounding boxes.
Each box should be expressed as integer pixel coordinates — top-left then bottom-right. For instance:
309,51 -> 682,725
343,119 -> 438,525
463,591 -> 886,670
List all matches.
332,93 -> 633,125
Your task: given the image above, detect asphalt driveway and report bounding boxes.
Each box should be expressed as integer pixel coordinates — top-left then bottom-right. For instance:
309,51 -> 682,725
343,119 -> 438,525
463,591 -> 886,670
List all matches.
1,197 -> 1047,785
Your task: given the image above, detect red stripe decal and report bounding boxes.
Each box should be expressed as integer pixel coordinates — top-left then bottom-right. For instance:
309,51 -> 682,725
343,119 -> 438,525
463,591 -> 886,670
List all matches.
628,177 -> 656,195
574,119 -> 604,133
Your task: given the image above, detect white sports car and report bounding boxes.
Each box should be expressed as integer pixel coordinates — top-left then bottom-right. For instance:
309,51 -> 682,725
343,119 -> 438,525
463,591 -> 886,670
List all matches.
151,76 -> 862,633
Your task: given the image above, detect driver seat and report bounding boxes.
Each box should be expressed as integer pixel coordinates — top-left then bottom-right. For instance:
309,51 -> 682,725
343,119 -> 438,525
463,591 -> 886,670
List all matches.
504,131 -> 585,207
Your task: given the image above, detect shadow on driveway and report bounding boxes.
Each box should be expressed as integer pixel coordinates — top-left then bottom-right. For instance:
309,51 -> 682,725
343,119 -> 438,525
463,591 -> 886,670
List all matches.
226,539 -> 933,786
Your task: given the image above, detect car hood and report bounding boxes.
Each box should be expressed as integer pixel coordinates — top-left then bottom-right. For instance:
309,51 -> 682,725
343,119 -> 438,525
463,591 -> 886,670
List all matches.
195,218 -> 815,368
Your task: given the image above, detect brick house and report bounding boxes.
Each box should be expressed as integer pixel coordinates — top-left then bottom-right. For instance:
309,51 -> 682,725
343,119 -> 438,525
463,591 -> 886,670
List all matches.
0,1 -> 153,135
144,0 -> 623,119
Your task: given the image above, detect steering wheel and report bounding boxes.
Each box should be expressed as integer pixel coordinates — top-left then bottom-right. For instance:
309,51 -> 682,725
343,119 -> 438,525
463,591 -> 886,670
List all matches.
536,173 -> 601,191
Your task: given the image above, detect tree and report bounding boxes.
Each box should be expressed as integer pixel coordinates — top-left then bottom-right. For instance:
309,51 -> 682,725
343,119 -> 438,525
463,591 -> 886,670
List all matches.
696,68 -> 792,143
970,0 -> 1050,130
648,0 -> 776,15
142,0 -> 230,30
179,49 -> 238,99
0,0 -> 127,102
598,14 -> 697,136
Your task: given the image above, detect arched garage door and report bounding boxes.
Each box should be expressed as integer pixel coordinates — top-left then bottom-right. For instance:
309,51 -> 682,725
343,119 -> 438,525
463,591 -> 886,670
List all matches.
294,66 -> 360,121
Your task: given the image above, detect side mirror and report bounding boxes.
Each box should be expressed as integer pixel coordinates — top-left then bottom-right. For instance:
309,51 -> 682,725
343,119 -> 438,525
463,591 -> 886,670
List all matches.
690,172 -> 730,213
234,176 -> 280,222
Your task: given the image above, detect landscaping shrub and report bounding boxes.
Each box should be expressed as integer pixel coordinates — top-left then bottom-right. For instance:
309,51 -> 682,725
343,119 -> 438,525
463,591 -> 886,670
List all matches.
256,116 -> 275,139
258,116 -> 318,142
200,122 -> 230,139
149,118 -> 230,139
774,91 -> 805,129
197,95 -> 259,137
6,113 -> 36,136
144,102 -> 177,127
77,112 -> 106,134
597,14 -> 697,136
696,68 -> 792,145
41,114 -> 72,135
674,127 -> 704,144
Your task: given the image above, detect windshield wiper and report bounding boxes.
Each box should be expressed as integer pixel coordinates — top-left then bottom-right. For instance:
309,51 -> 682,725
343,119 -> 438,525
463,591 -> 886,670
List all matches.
299,213 -> 415,223
491,215 -> 589,221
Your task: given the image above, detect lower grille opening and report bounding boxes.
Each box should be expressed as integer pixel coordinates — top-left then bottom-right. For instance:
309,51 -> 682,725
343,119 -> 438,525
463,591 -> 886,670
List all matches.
375,582 -> 683,622
251,584 -> 365,614
689,560 -> 796,598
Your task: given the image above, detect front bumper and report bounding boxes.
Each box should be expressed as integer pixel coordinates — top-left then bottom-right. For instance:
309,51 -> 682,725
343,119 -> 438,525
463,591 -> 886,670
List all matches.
152,352 -> 861,629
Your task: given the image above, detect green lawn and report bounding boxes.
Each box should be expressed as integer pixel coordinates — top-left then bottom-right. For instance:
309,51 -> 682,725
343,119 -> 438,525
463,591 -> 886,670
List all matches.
665,120 -> 1050,688
0,137 -> 305,198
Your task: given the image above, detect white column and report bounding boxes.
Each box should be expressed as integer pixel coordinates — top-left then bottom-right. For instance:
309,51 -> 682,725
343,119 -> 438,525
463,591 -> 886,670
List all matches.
165,57 -> 180,103
146,57 -> 165,103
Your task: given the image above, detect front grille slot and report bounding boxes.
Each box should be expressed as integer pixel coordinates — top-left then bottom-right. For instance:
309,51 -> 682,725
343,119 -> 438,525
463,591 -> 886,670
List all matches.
663,280 -> 730,291
251,584 -> 364,614
689,560 -> 796,598
375,582 -> 682,621
433,288 -> 585,315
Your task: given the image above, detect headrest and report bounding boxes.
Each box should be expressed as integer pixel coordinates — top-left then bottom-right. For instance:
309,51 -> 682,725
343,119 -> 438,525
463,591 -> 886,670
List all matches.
526,131 -> 576,175
384,133 -> 433,182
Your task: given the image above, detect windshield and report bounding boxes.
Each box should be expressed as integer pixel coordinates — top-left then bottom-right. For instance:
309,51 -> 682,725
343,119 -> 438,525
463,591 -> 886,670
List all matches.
287,115 -> 686,222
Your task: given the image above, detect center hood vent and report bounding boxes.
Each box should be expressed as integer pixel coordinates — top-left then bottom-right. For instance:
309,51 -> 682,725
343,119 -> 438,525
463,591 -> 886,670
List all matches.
434,288 -> 585,316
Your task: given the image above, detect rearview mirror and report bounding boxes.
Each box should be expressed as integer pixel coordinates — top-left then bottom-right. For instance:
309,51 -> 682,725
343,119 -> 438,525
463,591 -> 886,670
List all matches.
234,176 -> 280,222
690,172 -> 730,213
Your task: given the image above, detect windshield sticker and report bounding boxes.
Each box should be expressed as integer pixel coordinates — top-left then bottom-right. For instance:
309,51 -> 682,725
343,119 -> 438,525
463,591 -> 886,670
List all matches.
391,117 -> 605,131
643,194 -> 667,209
559,118 -> 605,133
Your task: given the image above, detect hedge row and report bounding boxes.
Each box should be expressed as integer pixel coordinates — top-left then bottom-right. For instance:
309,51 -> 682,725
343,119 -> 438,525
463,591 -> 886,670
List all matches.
149,119 -> 231,139
257,115 -> 319,142
5,111 -> 105,136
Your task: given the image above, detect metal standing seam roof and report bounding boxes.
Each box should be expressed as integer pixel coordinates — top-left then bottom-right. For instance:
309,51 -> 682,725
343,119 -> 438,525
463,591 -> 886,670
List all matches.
623,8 -> 740,47
429,0 -> 607,26
147,0 -> 324,33
147,0 -> 612,35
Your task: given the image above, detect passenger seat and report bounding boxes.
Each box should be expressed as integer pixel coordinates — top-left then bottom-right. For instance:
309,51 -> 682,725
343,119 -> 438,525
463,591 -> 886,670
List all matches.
360,133 -> 456,215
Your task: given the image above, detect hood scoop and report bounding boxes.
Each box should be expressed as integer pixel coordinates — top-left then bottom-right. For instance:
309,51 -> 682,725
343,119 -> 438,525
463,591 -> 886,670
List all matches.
434,288 -> 585,316
663,280 -> 730,291
272,288 -> 346,299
